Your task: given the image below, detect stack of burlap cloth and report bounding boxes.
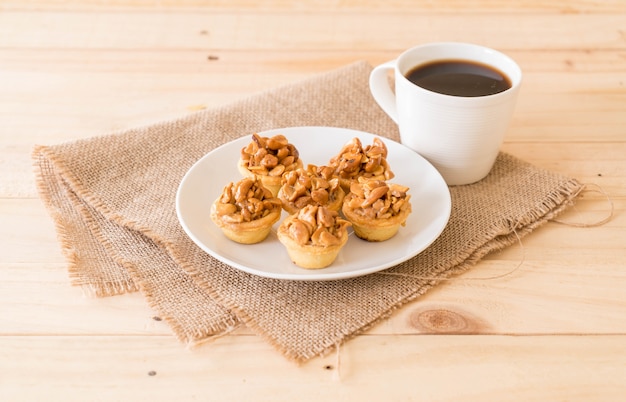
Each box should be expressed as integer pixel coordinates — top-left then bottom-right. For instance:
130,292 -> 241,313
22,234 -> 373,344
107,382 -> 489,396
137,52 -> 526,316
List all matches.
33,61 -> 584,363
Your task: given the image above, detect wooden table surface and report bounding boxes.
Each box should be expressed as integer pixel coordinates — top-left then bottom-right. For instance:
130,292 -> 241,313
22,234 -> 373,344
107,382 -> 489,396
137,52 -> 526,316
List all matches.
1,1 -> 625,400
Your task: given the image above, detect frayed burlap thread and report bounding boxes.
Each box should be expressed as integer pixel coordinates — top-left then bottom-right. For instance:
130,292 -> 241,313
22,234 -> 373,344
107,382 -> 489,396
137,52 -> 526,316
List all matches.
33,61 -> 584,362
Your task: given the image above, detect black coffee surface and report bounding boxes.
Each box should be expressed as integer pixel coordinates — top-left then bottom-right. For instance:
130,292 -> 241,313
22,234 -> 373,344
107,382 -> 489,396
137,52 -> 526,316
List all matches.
406,60 -> 511,97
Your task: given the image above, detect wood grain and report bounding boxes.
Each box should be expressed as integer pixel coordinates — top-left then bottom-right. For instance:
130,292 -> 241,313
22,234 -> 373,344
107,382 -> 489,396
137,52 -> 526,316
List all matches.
1,335 -> 624,401
2,11 -> 625,51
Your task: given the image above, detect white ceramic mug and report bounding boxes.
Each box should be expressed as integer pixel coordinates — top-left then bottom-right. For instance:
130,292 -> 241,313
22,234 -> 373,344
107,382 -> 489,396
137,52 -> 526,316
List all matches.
369,42 -> 522,185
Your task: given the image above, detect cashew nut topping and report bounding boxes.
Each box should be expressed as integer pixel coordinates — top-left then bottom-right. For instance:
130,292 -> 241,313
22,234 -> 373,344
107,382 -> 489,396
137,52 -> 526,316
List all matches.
213,177 -> 281,223
283,205 -> 351,247
278,164 -> 345,213
240,133 -> 301,177
344,178 -> 411,221
328,137 -> 394,182
215,133 -> 411,249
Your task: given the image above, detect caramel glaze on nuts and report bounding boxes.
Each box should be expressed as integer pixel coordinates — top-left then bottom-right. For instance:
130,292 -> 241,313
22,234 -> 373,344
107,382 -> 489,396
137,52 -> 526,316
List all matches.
277,205 -> 352,269
213,177 -> 282,223
240,133 -> 301,177
282,205 -> 351,247
328,137 -> 394,189
278,164 -> 345,215
344,178 -> 411,221
342,178 -> 412,242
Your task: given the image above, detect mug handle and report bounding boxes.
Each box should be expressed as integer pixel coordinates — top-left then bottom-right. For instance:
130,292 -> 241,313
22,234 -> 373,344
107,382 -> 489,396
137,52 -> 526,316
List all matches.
369,60 -> 399,124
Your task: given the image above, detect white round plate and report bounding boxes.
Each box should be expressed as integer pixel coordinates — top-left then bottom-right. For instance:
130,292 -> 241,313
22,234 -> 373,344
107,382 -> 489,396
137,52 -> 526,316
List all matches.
176,126 -> 451,281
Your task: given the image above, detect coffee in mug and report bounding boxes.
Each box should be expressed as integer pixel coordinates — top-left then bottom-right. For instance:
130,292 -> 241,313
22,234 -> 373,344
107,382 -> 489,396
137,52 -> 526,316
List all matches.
369,42 -> 522,185
405,60 -> 512,97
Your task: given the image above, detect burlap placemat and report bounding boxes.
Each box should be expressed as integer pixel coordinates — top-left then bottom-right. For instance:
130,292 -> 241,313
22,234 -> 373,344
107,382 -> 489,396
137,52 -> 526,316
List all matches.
33,61 -> 583,362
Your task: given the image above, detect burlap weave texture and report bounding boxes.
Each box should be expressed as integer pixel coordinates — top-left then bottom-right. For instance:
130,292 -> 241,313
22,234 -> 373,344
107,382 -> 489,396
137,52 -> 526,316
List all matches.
34,61 -> 583,362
